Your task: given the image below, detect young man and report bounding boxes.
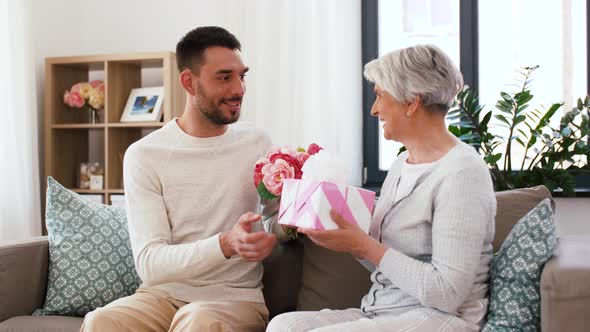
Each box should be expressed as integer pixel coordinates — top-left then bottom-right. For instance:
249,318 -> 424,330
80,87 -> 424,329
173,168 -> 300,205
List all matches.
81,26 -> 285,332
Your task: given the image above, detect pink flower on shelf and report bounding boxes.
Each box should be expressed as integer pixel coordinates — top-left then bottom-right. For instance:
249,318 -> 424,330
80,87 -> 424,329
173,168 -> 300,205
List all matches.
262,159 -> 295,196
67,91 -> 85,108
89,80 -> 102,88
307,143 -> 323,155
63,91 -> 71,106
62,80 -> 105,110
70,83 -> 82,94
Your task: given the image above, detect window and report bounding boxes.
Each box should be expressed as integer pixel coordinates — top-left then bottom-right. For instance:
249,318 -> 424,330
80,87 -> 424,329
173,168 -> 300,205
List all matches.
479,0 -> 588,169
377,0 -> 460,171
362,0 -> 589,188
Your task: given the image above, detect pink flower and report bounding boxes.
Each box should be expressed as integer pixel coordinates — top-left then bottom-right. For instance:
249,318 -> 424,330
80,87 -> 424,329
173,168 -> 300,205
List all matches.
70,83 -> 82,94
307,143 -> 323,155
254,160 -> 266,188
262,159 -> 295,196
269,153 -> 303,179
89,80 -> 102,88
68,91 -> 85,108
63,91 -> 72,107
294,152 -> 310,166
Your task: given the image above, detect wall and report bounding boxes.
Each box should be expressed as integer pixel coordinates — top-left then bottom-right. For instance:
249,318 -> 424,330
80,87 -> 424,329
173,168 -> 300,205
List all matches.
32,0 -> 364,186
32,0 -> 242,187
31,1 -> 590,232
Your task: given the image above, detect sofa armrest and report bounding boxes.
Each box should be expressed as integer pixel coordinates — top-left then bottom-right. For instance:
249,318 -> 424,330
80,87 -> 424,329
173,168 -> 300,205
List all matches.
541,235 -> 590,332
0,236 -> 49,323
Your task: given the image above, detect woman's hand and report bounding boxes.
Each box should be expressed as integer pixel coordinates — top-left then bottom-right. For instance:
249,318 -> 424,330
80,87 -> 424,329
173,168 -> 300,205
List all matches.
298,210 -> 387,265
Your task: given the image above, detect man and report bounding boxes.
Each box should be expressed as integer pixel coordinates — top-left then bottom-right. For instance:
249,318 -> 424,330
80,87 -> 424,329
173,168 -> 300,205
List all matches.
81,26 -> 285,332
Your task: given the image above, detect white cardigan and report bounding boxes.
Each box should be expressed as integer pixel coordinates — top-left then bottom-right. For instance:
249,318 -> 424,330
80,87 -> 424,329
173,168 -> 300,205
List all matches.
361,142 -> 496,324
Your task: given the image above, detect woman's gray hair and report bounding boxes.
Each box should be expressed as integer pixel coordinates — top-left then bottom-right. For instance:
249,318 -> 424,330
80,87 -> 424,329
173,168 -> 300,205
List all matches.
364,44 -> 463,113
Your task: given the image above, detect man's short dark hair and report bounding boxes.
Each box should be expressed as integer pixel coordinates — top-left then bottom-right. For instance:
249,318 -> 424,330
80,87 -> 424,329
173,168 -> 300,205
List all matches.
176,26 -> 241,74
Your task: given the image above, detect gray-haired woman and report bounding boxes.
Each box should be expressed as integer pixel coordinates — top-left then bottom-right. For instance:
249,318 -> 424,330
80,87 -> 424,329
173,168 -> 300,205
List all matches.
267,44 -> 496,332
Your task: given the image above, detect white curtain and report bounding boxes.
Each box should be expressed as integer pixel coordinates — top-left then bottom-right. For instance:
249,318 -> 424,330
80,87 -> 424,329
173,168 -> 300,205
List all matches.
226,0 -> 364,186
0,0 -> 42,241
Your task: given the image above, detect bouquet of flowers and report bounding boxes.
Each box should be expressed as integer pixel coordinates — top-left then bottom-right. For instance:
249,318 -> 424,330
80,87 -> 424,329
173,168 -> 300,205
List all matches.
254,143 -> 323,200
253,143 -> 323,238
63,80 -> 105,122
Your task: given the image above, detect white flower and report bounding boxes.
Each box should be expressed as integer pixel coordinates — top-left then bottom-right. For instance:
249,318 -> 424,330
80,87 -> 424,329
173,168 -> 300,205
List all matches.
301,150 -> 350,184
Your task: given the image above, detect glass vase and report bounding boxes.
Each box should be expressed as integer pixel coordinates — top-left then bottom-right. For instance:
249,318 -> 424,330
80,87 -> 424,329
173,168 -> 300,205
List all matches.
88,107 -> 98,124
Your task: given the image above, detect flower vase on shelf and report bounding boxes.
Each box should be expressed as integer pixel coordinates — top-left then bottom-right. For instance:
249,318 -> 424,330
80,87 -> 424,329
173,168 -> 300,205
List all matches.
88,107 -> 99,124
63,80 -> 105,124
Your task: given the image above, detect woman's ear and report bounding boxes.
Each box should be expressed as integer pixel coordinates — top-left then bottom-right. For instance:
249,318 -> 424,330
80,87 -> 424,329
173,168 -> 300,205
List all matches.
406,95 -> 422,117
179,69 -> 196,96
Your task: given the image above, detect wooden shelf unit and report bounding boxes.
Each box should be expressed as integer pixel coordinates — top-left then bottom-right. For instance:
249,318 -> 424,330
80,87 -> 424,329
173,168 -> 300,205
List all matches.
43,52 -> 185,222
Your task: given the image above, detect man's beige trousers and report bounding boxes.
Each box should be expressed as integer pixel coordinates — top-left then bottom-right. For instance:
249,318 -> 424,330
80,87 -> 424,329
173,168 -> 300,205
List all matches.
80,288 -> 269,332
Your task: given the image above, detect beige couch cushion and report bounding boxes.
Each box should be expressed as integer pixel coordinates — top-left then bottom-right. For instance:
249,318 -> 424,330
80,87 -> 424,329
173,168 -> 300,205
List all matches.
494,185 -> 554,252
541,235 -> 590,332
0,316 -> 83,332
0,237 -> 49,323
262,238 -> 303,318
297,236 -> 372,311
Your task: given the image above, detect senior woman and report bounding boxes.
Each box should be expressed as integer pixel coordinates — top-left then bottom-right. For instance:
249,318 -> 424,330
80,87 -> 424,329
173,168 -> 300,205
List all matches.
267,44 -> 495,332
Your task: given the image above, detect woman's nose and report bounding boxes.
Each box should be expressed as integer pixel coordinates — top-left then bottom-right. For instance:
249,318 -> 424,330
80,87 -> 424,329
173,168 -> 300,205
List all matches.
370,103 -> 378,117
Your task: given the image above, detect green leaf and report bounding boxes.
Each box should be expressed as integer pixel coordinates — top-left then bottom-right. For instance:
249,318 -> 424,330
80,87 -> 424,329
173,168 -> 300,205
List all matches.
459,133 -> 481,141
257,182 -> 278,200
514,115 -> 527,125
484,153 -> 502,164
446,113 -> 463,121
447,110 -> 461,118
481,111 -> 493,128
495,114 -> 511,126
500,92 -> 512,101
456,121 -> 477,128
534,103 -> 562,132
516,104 -> 530,114
517,93 -> 534,106
527,135 -> 537,148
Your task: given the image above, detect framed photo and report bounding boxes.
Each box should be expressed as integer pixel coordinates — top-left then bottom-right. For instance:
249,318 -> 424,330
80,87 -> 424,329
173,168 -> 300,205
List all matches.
120,87 -> 164,122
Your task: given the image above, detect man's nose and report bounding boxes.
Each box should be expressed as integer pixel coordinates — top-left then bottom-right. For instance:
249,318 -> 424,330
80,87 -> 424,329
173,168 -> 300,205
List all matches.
231,78 -> 246,96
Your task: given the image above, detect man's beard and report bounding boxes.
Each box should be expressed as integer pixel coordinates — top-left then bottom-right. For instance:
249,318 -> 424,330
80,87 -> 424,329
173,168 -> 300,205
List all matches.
196,82 -> 241,125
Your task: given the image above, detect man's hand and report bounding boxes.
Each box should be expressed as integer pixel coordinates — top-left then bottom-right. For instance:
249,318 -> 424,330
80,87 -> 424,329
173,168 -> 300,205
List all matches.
219,212 -> 277,262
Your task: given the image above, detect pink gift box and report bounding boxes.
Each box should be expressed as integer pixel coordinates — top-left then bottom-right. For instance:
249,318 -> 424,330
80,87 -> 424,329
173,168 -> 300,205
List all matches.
278,179 -> 376,232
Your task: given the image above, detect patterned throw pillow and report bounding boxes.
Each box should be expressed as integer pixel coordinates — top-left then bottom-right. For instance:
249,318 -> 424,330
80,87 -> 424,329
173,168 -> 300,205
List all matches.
483,198 -> 557,332
34,177 -> 140,317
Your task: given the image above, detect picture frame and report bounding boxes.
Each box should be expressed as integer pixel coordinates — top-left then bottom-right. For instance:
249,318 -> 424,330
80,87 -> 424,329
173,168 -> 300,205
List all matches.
120,87 -> 164,122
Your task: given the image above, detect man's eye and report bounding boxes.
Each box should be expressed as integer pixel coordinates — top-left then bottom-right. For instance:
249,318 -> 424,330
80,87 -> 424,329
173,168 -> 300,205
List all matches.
240,74 -> 247,80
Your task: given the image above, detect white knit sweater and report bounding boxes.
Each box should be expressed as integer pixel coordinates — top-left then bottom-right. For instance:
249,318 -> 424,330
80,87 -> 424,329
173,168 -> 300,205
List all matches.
123,119 -> 280,304
361,142 -> 496,322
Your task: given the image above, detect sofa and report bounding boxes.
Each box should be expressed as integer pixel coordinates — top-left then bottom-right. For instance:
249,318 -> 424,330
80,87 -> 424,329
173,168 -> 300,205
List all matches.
1,186 -> 589,331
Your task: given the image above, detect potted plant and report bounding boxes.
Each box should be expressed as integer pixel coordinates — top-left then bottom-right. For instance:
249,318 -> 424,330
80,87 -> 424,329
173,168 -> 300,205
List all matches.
447,66 -> 590,195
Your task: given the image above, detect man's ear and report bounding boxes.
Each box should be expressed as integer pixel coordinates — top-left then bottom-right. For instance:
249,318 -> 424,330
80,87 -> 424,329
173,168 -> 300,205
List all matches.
180,69 -> 197,96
